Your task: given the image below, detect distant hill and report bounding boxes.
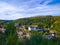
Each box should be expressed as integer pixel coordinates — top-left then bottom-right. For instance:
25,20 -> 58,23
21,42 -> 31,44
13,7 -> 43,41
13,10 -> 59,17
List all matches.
14,15 -> 54,25
14,16 -> 60,32
0,20 -> 13,25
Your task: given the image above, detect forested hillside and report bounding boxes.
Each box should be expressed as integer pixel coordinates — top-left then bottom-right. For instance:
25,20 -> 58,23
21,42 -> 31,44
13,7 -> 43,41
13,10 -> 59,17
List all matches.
14,16 -> 60,33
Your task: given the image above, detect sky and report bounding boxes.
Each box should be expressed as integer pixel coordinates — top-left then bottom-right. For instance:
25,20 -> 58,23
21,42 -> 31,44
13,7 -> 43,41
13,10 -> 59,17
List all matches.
0,0 -> 60,20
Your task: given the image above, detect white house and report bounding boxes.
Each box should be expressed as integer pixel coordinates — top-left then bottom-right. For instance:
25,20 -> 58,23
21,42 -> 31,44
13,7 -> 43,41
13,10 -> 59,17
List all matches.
28,25 -> 39,31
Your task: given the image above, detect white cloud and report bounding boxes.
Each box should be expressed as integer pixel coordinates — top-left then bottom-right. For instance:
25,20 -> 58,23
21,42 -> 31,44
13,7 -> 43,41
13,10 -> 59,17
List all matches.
25,4 -> 60,14
0,1 -> 26,13
43,0 -> 52,5
0,0 -> 60,20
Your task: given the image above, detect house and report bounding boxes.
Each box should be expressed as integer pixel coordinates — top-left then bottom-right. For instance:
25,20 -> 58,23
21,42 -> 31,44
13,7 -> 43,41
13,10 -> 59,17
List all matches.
17,31 -> 24,38
44,30 -> 57,39
16,30 -> 30,39
15,23 -> 26,30
28,26 -> 38,31
45,34 -> 52,39
25,33 -> 30,38
28,25 -> 44,32
20,26 -> 26,30
38,28 -> 44,32
49,30 -> 56,33
28,25 -> 39,31
0,26 -> 5,33
45,33 -> 56,39
49,30 -> 57,37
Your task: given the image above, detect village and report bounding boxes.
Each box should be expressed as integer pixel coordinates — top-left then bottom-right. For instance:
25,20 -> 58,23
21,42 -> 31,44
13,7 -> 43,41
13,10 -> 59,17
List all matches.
0,22 -> 57,40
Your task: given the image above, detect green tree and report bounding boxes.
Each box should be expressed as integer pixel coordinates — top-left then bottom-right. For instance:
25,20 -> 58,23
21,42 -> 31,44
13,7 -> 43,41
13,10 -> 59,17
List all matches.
5,22 -> 18,45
